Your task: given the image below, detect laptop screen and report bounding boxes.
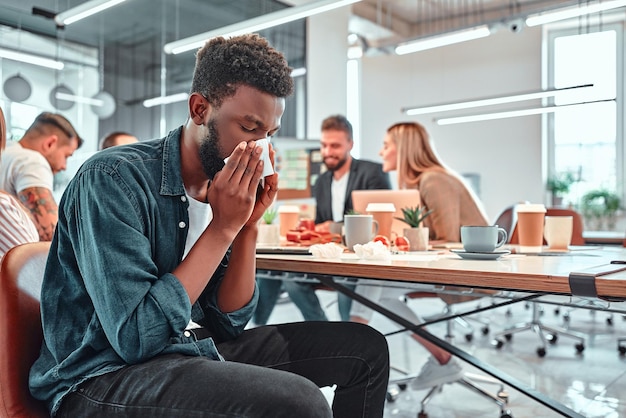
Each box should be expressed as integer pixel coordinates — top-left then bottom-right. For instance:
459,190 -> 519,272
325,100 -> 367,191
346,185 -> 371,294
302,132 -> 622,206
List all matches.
351,189 -> 421,238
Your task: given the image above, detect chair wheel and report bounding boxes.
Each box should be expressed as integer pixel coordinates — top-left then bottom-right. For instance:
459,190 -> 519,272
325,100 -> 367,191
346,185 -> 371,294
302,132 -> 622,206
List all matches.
618,345 -> 626,356
554,307 -> 560,315
607,317 -> 613,326
575,343 -> 585,353
465,333 -> 473,342
481,326 -> 489,335
398,383 -> 407,391
386,384 -> 401,402
492,339 -> 504,349
563,314 -> 570,322
418,412 -> 428,418
547,334 -> 557,344
504,333 -> 512,342
498,390 -> 509,401
500,410 -> 514,418
537,347 -> 546,357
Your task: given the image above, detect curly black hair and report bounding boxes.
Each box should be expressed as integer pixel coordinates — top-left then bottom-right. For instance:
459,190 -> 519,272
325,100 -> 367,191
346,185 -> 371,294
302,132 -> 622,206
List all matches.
191,34 -> 294,108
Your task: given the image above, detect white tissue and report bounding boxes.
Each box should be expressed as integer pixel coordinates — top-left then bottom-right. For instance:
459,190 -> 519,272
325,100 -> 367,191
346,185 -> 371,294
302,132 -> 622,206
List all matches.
309,243 -> 344,258
255,138 -> 275,178
353,241 -> 391,261
223,138 -> 275,178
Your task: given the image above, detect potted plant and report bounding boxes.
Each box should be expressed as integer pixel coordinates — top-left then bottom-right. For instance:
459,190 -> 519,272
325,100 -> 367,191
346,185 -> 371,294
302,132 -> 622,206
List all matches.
581,189 -> 621,231
395,206 -> 433,251
547,172 -> 576,207
258,207 -> 280,245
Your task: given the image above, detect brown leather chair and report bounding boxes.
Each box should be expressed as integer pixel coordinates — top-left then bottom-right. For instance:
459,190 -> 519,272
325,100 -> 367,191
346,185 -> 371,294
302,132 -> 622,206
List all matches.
0,242 -> 51,417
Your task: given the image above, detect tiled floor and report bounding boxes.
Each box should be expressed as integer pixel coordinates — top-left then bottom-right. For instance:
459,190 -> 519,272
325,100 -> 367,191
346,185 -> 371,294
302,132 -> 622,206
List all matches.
262,289 -> 626,418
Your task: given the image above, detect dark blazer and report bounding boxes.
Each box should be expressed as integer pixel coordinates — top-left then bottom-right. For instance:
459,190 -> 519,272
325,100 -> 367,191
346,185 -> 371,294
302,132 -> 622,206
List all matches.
313,158 -> 391,224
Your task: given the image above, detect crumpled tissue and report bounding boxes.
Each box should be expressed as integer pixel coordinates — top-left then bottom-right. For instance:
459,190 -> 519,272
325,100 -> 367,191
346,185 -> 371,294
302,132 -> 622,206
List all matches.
309,242 -> 344,258
353,241 -> 391,261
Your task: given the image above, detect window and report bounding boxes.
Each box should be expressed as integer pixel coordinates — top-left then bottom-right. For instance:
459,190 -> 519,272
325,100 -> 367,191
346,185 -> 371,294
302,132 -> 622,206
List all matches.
546,24 -> 623,207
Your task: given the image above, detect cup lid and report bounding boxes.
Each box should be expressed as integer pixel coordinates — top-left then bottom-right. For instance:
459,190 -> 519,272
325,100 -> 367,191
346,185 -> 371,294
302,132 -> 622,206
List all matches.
366,203 -> 396,212
278,205 -> 300,213
515,203 -> 546,213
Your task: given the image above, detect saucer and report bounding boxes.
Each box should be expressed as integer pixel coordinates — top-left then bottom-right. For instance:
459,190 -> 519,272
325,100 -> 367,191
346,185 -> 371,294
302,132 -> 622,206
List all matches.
450,249 -> 511,260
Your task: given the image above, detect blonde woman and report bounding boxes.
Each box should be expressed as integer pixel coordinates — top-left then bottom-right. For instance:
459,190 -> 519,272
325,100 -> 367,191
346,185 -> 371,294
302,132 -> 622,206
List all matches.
0,107 -> 39,259
351,121 -> 489,391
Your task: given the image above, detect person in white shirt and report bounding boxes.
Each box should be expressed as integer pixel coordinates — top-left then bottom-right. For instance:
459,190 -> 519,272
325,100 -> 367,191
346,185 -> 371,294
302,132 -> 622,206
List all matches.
0,112 -> 82,241
0,106 -> 39,259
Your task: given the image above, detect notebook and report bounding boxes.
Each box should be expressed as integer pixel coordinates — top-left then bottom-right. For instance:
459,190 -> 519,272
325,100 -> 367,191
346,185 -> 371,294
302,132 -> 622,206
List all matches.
351,189 -> 421,238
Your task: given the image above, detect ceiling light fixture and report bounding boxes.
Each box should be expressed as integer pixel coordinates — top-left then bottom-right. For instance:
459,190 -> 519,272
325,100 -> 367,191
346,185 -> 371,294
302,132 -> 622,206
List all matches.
394,25 -> 491,55
55,92 -> 104,107
55,0 -> 129,26
402,84 -> 594,116
164,0 -> 362,55
142,92 -> 189,108
291,67 -> 307,78
0,47 -> 64,70
435,99 -> 614,125
525,0 -> 626,27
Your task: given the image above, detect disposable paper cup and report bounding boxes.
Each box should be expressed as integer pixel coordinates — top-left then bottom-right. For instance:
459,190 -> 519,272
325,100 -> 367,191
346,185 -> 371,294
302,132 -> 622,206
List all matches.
544,216 -> 573,250
278,205 -> 300,237
515,203 -> 546,253
366,203 -> 395,240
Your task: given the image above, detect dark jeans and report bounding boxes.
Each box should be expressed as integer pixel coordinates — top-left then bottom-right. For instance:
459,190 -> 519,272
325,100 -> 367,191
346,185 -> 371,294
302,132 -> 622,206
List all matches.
56,322 -> 390,418
285,281 -> 355,322
253,276 -> 284,325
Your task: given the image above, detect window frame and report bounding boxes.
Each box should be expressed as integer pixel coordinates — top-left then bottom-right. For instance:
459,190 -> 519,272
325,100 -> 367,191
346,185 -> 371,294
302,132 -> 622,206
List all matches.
545,21 -> 625,205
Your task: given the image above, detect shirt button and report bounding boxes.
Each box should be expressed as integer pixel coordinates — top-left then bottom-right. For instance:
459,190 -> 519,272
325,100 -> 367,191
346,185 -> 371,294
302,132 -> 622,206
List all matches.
179,221 -> 186,228
181,196 -> 187,202
184,330 -> 191,338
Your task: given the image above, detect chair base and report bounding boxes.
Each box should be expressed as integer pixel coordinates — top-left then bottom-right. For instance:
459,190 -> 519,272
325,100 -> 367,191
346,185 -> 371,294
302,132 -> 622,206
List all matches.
387,370 -> 513,418
492,302 -> 586,357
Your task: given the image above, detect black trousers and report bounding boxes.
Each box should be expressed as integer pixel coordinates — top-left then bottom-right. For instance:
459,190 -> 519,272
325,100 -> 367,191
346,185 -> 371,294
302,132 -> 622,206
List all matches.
57,321 -> 390,418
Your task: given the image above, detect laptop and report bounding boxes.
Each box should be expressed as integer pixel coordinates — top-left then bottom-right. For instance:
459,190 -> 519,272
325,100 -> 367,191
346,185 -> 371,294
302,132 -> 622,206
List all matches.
351,189 -> 421,238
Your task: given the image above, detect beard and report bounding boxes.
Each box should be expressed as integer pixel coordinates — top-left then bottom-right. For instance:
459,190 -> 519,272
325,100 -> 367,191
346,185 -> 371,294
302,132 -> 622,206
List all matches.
199,118 -> 226,179
324,154 -> 348,172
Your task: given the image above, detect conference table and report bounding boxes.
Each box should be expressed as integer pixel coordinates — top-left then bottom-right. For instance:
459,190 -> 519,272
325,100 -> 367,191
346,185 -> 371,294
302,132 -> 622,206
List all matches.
256,245 -> 626,417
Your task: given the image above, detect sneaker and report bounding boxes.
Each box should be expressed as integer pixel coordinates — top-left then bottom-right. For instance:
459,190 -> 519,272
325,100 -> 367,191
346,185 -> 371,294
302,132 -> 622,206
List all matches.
410,357 -> 463,391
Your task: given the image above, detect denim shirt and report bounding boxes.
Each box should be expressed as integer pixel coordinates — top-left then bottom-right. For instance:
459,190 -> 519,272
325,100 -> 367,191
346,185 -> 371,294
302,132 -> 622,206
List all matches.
29,127 -> 258,415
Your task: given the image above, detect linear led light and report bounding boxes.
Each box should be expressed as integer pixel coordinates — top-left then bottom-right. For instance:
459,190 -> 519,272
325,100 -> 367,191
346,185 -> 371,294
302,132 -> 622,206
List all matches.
291,67 -> 307,77
164,0 -> 362,55
526,0 -> 626,27
435,99 -> 614,125
395,25 -> 491,55
403,84 -> 594,116
143,92 -> 189,108
0,47 -> 64,70
55,92 -> 104,107
55,0 -> 128,26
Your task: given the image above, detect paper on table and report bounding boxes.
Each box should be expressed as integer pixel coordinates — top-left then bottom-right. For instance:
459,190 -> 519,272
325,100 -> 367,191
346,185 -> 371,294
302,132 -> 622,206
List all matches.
310,243 -> 344,258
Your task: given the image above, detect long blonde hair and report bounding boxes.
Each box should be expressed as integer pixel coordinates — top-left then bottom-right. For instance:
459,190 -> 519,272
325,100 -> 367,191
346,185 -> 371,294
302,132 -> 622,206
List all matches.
0,107 -> 6,152
387,122 -> 446,189
388,121 -> 488,219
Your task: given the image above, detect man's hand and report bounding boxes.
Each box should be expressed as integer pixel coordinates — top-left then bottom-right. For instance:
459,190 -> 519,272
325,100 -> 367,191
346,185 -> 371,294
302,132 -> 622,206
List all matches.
207,141 -> 264,237
246,142 -> 278,227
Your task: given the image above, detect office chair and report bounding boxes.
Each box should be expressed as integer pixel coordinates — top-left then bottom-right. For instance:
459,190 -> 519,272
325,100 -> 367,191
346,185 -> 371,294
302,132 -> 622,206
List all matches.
492,208 -> 586,357
0,242 -> 51,418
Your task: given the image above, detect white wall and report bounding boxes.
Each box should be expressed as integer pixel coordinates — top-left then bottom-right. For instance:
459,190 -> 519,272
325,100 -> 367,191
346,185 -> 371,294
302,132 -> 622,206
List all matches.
306,8 -> 350,139
357,28 -> 546,221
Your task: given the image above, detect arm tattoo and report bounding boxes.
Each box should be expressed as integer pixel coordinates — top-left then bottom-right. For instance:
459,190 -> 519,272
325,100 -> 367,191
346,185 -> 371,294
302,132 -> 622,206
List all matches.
18,187 -> 59,241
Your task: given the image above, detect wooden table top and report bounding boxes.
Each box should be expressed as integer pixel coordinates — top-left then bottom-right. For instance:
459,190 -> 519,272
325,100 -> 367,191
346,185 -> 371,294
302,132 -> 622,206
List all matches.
256,245 -> 626,299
